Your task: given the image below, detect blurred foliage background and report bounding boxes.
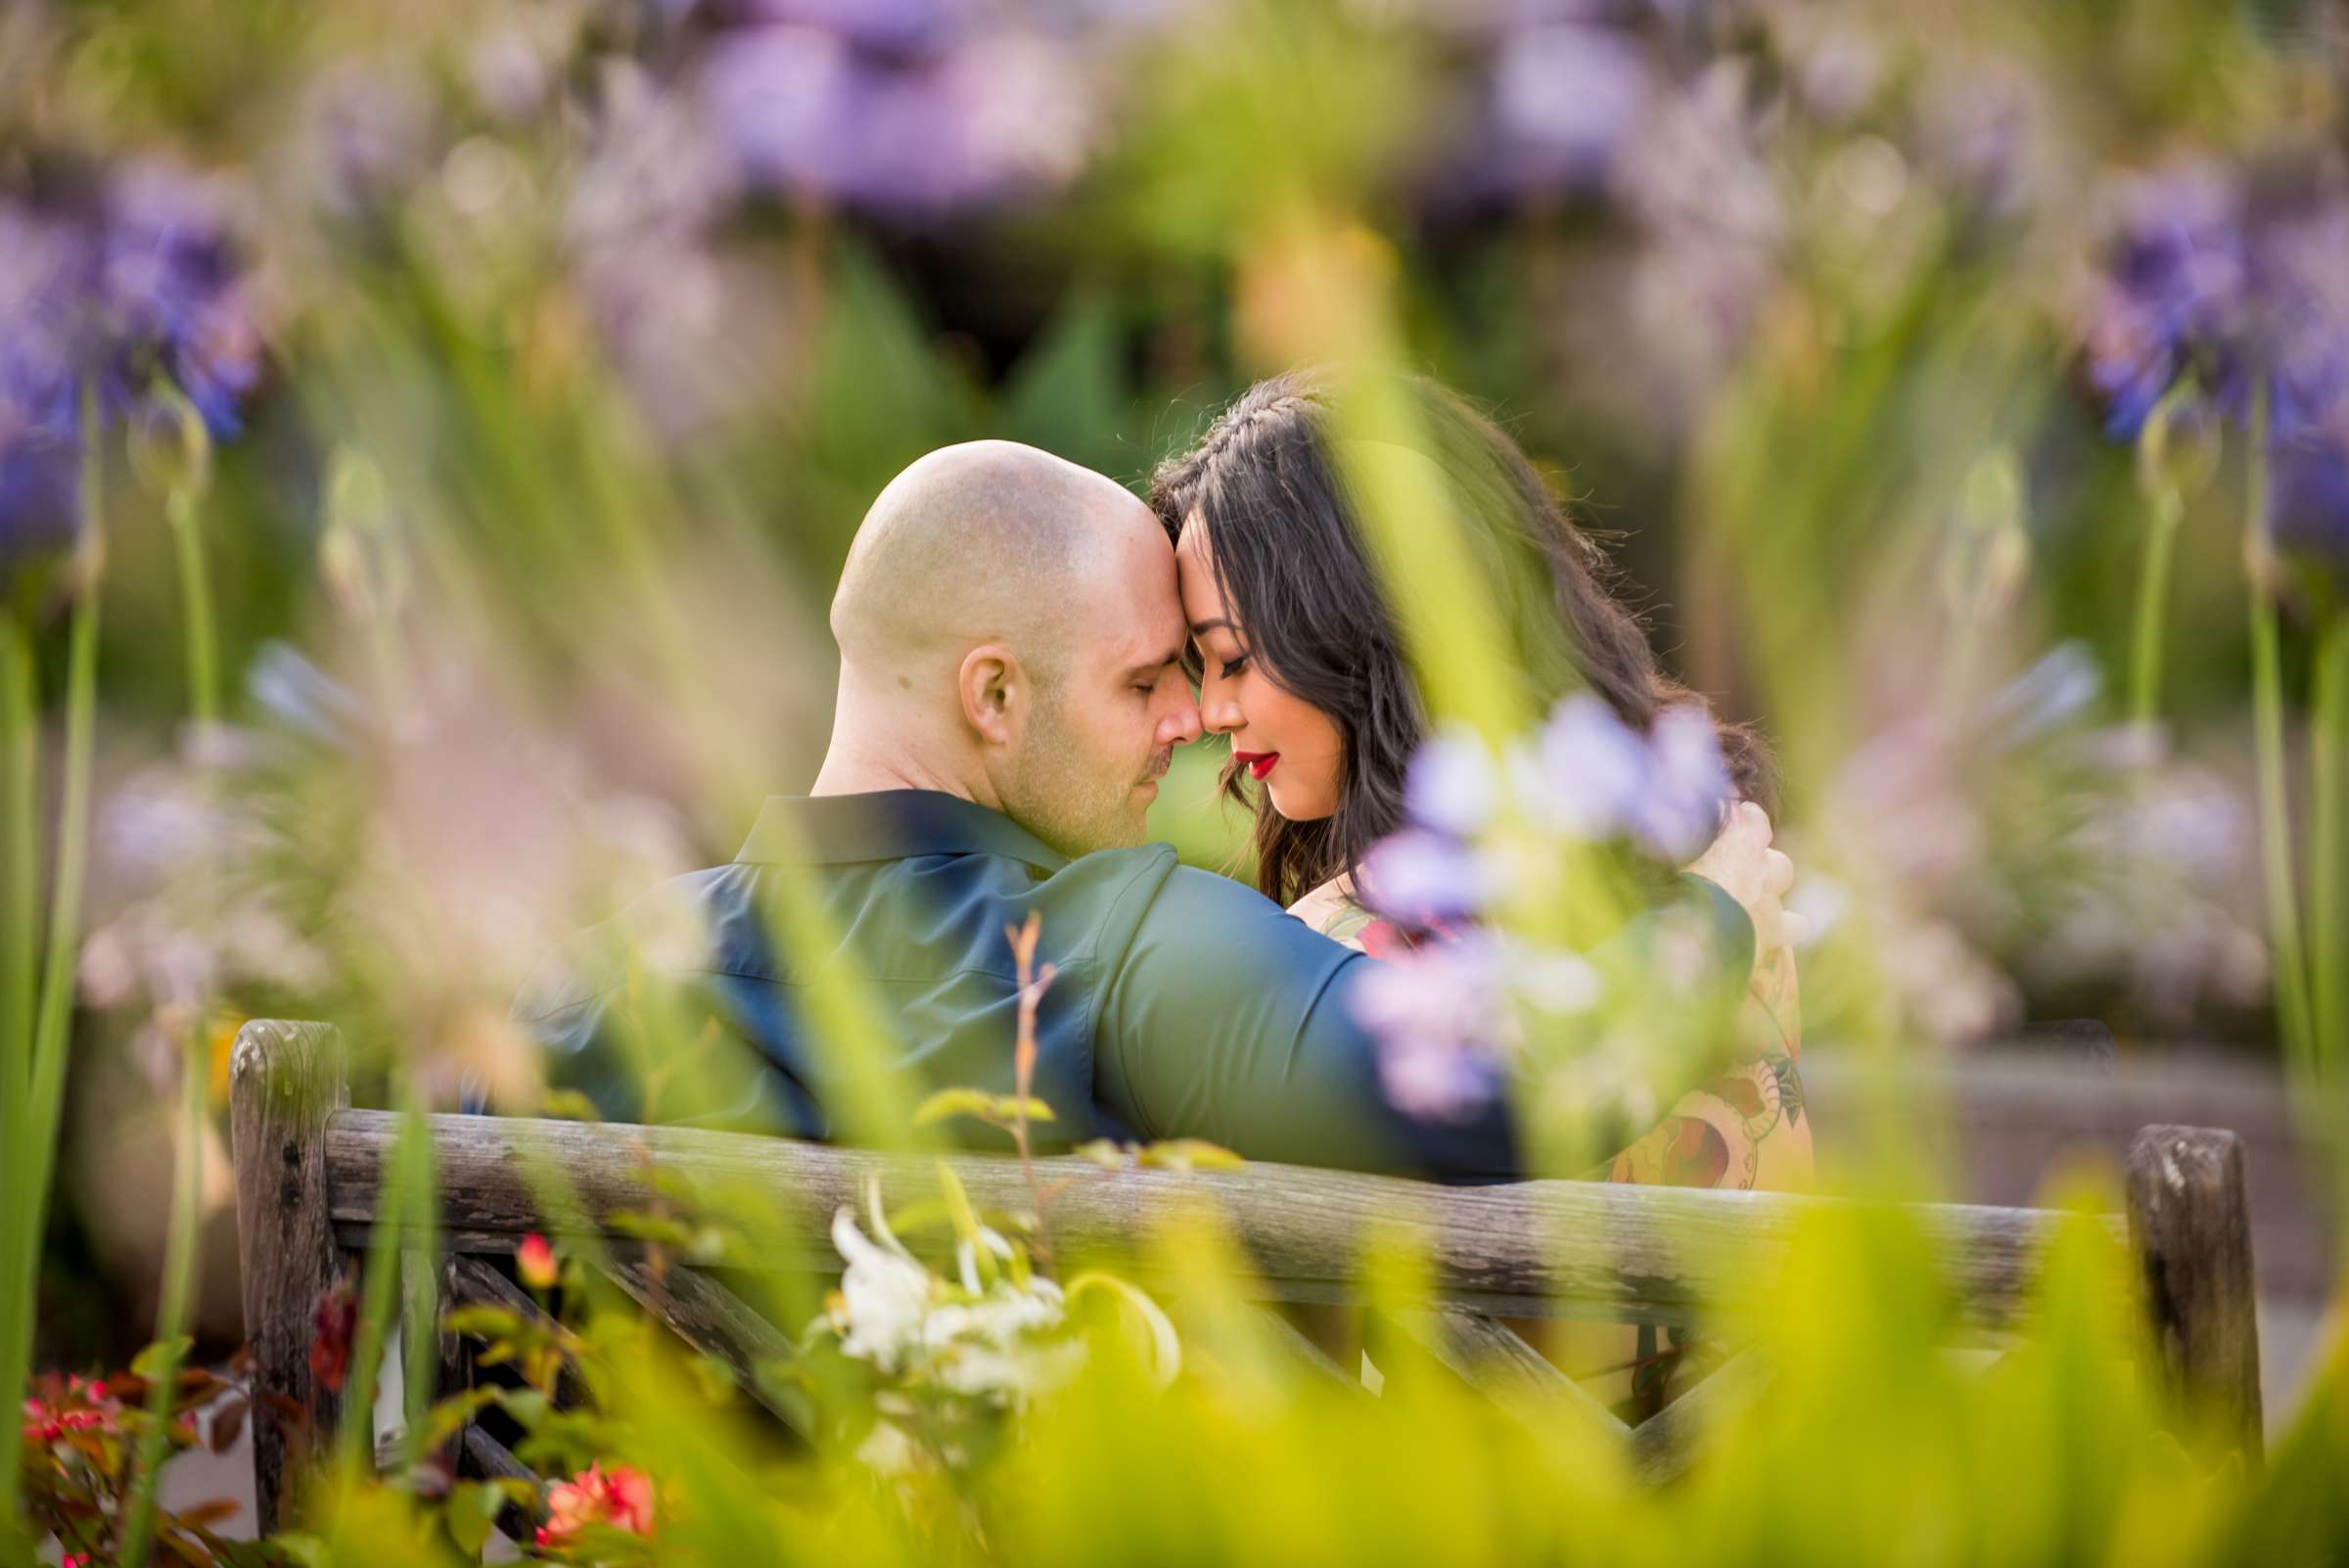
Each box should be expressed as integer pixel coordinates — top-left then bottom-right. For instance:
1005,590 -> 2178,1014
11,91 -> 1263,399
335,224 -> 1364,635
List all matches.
5,0 -> 2349,1557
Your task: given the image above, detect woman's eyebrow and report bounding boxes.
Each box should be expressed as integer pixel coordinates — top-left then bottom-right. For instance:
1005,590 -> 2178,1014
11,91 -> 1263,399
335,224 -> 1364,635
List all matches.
1187,618 -> 1232,636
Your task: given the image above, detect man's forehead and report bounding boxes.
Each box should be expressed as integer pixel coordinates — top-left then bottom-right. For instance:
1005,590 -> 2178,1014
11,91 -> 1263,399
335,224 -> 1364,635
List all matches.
1083,523 -> 1184,667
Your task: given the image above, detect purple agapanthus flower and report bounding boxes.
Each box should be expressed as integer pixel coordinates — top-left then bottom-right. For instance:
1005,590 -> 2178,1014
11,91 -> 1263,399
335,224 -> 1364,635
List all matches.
2079,163 -> 2249,439
1351,934 -> 1511,1122
1483,24 -> 1652,196
1357,827 -> 1490,929
703,22 -> 1099,221
1403,728 -> 1497,839
1628,702 -> 1732,860
2268,415 -> 2349,597
1511,692 -> 1649,840
1,161 -> 265,575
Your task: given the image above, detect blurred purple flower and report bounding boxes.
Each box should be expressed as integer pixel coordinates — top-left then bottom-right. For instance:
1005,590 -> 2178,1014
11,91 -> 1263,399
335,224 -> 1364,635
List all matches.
741,0 -> 972,53
2079,164 -> 2248,438
102,161 -> 264,438
1628,702 -> 1731,860
1483,24 -> 1652,195
1352,935 -> 1510,1122
0,201 -> 98,573
1512,692 -> 1647,839
2267,414 -> 2349,596
1404,728 -> 1497,838
703,23 -> 1098,220
1358,827 -> 1490,928
304,60 -> 437,221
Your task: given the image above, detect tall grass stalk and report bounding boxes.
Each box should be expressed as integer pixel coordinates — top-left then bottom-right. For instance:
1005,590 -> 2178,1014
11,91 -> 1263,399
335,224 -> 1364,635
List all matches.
2312,621 -> 2347,1080
0,617 -> 37,1550
2245,396 -> 2315,1083
2130,489 -> 2184,726
2,384 -> 104,1546
339,1095 -> 437,1476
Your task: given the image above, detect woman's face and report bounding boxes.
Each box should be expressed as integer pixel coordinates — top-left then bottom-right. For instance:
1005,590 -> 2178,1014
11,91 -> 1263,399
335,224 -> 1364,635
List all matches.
1175,518 -> 1347,822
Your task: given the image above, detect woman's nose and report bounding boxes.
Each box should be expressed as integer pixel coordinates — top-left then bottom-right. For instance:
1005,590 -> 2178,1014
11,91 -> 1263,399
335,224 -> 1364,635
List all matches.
1200,691 -> 1241,735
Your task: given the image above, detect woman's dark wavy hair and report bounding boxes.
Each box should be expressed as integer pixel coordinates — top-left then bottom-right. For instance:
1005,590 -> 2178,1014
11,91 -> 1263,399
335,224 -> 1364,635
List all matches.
1148,370 -> 1775,908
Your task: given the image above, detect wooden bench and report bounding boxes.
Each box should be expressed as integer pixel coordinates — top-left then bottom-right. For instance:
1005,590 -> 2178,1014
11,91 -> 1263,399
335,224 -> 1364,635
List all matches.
227,1019 -> 2265,1538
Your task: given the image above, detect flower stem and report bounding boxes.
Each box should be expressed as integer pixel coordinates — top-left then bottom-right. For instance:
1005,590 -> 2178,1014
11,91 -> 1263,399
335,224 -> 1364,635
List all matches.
3,382 -> 103,1547
117,1012 -> 208,1568
2130,489 -> 2183,727
2246,390 -> 2316,1087
0,615 -> 35,1551
2311,619 -> 2349,1080
168,487 -> 219,729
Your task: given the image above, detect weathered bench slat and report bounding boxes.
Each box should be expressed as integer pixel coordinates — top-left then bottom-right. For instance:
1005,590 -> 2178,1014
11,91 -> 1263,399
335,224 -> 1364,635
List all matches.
1390,1308 -> 1632,1437
594,1260 -> 814,1435
230,1019 -> 2268,1528
2126,1126 -> 2264,1458
1240,1304 -> 1363,1389
227,1021 -> 349,1535
1626,1349 -> 1769,1485
321,1108 -> 2102,1329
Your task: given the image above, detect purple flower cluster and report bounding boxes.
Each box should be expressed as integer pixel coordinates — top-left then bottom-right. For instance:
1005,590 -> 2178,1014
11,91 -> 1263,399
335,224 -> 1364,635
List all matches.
1347,696 -> 1733,1122
2079,161 -> 2349,590
698,3 -> 1139,222
0,161 -> 264,579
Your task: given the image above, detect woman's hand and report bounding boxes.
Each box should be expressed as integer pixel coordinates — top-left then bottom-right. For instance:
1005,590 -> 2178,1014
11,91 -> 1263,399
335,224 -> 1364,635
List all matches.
1684,801 -> 1804,956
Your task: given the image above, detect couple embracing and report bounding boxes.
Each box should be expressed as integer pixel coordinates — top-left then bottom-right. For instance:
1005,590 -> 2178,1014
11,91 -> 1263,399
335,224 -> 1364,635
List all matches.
520,370 -> 1810,1203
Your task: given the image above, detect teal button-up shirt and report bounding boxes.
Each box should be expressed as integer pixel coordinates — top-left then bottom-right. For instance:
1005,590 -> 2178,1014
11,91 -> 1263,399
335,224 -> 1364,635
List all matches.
515,790 -> 1750,1181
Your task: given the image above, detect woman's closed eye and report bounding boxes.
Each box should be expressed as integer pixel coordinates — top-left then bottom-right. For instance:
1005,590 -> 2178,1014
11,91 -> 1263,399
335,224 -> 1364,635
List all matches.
1219,652 -> 1250,678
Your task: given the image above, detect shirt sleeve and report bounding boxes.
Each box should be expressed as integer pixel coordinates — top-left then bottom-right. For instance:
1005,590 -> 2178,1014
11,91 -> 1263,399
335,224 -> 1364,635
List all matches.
1094,866 -> 1758,1184
1095,864 -> 1524,1181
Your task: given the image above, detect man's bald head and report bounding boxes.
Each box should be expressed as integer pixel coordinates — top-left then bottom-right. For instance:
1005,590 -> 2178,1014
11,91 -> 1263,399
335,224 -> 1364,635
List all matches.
817,440 -> 1203,858
832,440 -> 1149,688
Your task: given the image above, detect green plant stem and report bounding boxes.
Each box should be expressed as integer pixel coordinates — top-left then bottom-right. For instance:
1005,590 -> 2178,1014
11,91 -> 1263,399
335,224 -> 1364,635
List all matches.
340,1095 -> 435,1475
2312,619 -> 2349,1079
2244,391 -> 2315,1093
0,616 -> 35,1552
168,488 -> 219,729
2252,585 -> 2316,1082
3,389 -> 102,1548
117,1013 -> 208,1568
2130,490 -> 2183,727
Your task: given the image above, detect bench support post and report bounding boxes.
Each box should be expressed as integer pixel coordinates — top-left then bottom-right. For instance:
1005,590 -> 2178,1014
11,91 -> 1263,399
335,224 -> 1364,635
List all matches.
2125,1124 -> 2263,1461
229,1020 -> 349,1533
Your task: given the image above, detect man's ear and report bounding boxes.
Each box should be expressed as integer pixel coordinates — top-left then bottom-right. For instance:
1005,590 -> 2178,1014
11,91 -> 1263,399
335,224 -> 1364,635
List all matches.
957,643 -> 1025,747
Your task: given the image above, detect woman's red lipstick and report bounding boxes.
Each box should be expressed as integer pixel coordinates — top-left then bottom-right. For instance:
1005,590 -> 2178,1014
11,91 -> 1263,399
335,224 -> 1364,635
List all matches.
1234,750 -> 1280,781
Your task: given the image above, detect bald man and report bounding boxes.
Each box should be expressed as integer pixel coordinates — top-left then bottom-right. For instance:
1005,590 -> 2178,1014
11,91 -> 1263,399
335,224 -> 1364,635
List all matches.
515,442 -> 1760,1179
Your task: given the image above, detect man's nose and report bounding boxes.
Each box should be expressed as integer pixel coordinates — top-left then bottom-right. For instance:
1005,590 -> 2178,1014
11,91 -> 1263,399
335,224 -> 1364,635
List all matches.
1159,689 -> 1204,748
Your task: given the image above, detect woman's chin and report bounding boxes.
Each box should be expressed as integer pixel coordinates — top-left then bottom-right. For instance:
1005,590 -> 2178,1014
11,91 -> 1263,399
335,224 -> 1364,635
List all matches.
1264,780 -> 1335,822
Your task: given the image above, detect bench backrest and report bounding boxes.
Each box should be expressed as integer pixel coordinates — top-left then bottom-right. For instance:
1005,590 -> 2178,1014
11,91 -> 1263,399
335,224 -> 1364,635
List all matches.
227,1019 -> 2264,1537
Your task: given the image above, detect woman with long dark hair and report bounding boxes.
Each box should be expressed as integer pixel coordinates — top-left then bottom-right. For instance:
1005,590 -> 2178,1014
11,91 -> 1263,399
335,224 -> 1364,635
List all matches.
1148,370 -> 1809,1196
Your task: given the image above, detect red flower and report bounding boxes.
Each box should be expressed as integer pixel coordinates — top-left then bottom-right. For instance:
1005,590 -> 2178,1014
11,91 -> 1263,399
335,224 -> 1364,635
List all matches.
535,1462 -> 656,1547
309,1282 -> 359,1394
517,1231 -> 559,1291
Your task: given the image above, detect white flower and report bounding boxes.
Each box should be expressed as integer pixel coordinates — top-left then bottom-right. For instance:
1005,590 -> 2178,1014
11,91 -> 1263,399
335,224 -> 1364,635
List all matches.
829,1207 -> 934,1374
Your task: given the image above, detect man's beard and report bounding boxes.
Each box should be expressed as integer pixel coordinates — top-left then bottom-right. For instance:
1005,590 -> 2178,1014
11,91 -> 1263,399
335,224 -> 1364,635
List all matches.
1005,704 -> 1156,859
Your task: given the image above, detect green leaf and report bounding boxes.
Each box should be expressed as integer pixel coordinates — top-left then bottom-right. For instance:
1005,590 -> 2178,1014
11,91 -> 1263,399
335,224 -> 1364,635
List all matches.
1137,1139 -> 1246,1173
445,1482 -> 497,1556
537,1089 -> 604,1123
912,1087 -> 1005,1127
496,1388 -> 550,1431
1072,1139 -> 1129,1170
131,1336 -> 194,1380
443,1305 -> 526,1341
999,287 -> 1133,478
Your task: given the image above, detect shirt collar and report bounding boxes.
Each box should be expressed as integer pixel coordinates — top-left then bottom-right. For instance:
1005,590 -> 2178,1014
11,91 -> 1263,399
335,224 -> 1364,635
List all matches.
735,791 -> 1071,874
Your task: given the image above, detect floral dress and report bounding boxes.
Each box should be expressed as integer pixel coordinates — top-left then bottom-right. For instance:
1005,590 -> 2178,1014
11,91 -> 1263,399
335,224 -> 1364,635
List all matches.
1294,875 -> 1813,1413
